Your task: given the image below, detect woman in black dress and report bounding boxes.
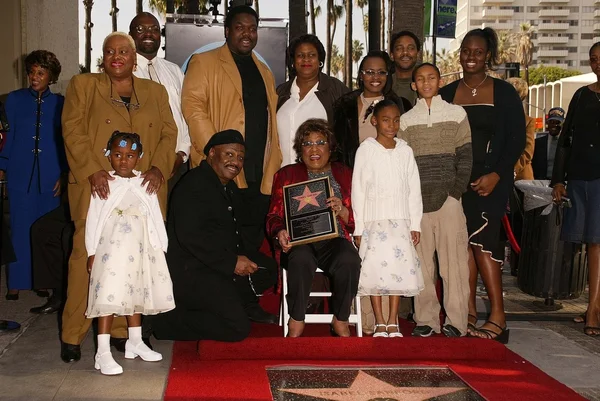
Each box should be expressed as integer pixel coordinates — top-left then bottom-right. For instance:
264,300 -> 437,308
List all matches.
440,28 -> 525,343
552,42 -> 600,337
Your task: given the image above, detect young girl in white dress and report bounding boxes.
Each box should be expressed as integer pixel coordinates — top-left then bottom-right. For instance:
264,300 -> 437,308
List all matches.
85,131 -> 174,375
352,100 -> 424,338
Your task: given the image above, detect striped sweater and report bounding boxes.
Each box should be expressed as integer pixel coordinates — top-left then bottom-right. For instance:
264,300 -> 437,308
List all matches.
399,95 -> 472,213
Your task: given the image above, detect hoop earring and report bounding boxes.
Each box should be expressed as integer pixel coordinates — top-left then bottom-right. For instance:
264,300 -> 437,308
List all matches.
319,61 -> 324,68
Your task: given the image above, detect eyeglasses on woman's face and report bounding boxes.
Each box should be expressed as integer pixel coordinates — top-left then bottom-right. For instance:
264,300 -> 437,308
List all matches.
301,140 -> 328,148
361,70 -> 388,77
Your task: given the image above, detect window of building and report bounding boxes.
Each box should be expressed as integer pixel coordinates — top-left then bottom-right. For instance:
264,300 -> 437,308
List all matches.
582,33 -> 595,40
581,60 -> 590,67
472,6 -> 481,12
568,47 -> 577,53
569,20 -> 579,27
582,7 -> 595,13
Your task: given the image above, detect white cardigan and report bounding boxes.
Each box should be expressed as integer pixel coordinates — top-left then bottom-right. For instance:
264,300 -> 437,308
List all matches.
351,137 -> 423,235
85,171 -> 168,255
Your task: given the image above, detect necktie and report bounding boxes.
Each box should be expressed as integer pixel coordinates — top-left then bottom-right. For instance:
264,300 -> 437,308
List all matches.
147,61 -> 160,83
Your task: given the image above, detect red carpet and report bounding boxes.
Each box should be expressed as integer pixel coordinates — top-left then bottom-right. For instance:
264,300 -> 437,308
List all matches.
164,290 -> 584,400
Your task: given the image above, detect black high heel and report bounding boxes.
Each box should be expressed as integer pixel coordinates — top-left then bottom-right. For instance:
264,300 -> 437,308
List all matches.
474,321 -> 510,344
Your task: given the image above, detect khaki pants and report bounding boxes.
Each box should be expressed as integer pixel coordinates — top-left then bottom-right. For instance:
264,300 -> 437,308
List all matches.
414,197 -> 469,334
61,219 -> 127,345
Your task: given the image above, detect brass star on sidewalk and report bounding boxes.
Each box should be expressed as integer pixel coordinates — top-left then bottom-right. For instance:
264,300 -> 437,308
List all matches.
279,370 -> 467,401
292,185 -> 323,211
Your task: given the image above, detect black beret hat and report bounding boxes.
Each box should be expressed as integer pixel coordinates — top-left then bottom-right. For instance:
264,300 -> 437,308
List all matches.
204,129 -> 245,155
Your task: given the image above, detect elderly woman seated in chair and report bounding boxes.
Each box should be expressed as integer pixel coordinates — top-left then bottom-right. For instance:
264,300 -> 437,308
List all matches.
266,118 -> 361,337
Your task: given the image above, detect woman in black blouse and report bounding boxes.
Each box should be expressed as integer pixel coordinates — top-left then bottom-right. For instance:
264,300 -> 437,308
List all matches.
552,42 -> 600,337
440,28 -> 525,343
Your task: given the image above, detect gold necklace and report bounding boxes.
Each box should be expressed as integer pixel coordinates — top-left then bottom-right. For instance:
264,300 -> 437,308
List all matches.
462,74 -> 488,97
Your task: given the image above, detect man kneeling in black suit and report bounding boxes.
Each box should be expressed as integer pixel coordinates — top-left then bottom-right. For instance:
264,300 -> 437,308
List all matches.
150,130 -> 278,342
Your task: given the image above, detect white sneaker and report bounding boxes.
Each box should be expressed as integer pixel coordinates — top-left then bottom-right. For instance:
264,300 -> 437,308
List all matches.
124,340 -> 162,362
94,351 -> 123,375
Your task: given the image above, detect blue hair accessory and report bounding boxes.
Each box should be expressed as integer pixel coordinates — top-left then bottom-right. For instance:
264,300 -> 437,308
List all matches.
118,139 -> 128,148
131,143 -> 137,151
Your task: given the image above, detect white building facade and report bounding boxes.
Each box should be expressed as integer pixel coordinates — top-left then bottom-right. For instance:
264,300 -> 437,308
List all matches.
450,0 -> 600,71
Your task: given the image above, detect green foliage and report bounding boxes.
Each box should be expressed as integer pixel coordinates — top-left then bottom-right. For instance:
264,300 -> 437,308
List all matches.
525,65 -> 582,85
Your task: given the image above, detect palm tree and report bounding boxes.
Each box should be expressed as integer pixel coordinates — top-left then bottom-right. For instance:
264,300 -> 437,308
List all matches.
254,0 -> 259,18
330,3 -> 344,55
356,0 -> 368,46
387,0 -> 394,50
136,0 -> 143,14
497,30 -> 516,64
326,0 -> 332,74
330,45 -> 345,77
392,0 -> 423,46
83,0 -> 94,73
517,23 -> 535,85
352,39 -> 364,83
289,0 -> 306,40
309,0 -> 317,34
344,0 -> 353,88
380,0 -> 385,49
110,0 -> 119,32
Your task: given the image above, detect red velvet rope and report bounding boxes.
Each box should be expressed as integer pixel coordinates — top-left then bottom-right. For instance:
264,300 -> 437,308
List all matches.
502,214 -> 521,255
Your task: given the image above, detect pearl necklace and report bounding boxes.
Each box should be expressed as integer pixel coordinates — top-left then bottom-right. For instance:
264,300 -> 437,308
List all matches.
462,74 -> 488,97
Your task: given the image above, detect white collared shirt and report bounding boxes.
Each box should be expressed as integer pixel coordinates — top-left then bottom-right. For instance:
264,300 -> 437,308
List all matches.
134,54 -> 191,162
276,78 -> 327,166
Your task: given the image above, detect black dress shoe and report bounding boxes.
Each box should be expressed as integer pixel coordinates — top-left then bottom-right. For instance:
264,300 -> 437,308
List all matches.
245,303 -> 278,324
110,337 -> 127,353
61,343 -> 81,363
35,290 -> 50,298
30,296 -> 62,314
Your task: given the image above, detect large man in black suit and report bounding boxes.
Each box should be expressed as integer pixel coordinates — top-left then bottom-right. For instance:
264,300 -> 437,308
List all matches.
151,130 -> 277,342
532,107 -> 565,180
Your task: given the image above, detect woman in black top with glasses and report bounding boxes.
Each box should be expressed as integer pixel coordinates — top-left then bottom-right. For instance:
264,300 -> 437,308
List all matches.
332,50 -> 412,168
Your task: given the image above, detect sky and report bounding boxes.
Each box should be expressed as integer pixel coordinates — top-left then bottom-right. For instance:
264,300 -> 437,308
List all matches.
79,0 -> 449,72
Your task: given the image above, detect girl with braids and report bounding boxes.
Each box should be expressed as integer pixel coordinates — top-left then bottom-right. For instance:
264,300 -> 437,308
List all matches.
352,100 -> 423,338
440,28 -> 525,343
85,131 -> 174,375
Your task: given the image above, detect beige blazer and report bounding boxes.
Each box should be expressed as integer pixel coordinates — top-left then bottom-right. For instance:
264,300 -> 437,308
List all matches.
181,44 -> 282,194
515,114 -> 535,181
62,73 -> 177,220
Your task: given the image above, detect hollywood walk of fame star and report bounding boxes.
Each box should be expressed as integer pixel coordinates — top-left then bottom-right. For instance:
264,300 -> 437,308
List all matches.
293,185 -> 324,211
279,370 -> 467,401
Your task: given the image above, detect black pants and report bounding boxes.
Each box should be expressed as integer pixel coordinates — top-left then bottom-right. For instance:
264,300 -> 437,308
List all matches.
285,237 -> 360,322
239,182 -> 270,251
31,203 -> 73,297
151,250 -> 277,342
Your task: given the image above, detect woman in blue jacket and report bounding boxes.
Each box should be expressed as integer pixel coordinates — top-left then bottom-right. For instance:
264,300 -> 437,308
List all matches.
1,50 -> 67,299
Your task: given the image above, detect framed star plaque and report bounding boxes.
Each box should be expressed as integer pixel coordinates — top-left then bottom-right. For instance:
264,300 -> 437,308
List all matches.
283,176 -> 339,245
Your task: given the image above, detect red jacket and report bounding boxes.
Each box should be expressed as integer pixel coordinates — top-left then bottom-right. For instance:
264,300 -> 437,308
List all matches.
266,162 -> 355,242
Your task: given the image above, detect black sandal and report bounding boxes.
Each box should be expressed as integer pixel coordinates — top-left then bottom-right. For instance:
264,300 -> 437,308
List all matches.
467,314 -> 478,334
474,321 -> 510,344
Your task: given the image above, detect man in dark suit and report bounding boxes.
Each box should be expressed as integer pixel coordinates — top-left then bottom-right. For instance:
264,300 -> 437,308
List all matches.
150,130 -> 278,342
532,107 -> 565,180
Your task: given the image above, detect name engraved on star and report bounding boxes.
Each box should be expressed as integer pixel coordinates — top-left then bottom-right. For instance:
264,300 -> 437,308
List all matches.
283,177 -> 339,245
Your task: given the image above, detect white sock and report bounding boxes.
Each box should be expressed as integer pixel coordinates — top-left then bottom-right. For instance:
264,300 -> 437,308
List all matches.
97,334 -> 111,355
128,326 -> 142,345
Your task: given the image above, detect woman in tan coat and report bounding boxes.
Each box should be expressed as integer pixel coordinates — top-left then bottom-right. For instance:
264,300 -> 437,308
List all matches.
507,77 -> 535,181
60,32 -> 177,363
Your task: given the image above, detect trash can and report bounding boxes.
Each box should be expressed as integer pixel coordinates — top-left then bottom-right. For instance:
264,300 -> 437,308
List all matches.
515,180 -> 588,300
